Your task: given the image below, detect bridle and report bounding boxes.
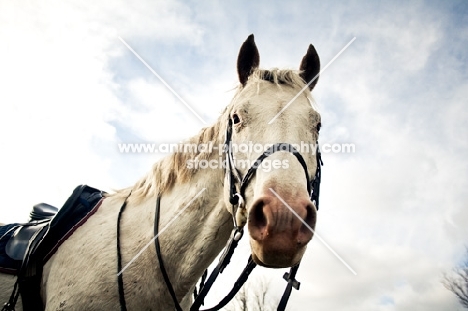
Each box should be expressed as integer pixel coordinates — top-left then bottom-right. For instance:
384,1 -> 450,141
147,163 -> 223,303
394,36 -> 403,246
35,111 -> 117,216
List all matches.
224,118 -> 323,215
117,117 -> 323,311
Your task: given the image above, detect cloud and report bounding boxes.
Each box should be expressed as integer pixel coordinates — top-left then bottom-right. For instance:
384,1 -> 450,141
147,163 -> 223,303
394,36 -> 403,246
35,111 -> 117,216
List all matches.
0,0 -> 205,222
288,2 -> 468,310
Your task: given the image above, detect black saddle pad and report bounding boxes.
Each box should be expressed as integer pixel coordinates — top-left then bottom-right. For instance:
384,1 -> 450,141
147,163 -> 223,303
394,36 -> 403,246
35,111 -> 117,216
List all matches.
39,185 -> 105,262
0,185 -> 105,274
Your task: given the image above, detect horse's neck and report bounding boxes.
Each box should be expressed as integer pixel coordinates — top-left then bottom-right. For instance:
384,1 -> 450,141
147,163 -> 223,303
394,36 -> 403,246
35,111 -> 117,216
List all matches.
122,162 -> 232,302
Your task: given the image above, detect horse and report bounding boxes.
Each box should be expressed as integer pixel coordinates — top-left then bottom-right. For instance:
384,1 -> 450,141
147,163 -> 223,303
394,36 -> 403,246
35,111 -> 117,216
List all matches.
0,34 -> 322,310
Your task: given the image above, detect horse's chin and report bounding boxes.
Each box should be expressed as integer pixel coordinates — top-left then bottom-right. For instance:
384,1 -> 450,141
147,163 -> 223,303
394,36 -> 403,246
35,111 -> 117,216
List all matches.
250,239 -> 306,268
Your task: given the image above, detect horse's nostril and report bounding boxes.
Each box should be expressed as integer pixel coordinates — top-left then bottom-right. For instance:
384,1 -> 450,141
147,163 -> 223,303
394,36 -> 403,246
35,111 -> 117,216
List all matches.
251,199 -> 267,229
300,204 -> 316,235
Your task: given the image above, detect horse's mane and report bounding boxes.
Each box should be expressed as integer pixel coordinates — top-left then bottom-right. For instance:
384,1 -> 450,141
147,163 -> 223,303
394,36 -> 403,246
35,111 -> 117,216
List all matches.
110,69 -> 309,201
252,68 -> 307,88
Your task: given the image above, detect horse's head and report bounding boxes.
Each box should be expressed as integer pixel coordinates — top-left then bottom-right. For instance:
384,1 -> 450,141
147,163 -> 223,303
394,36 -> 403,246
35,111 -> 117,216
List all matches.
223,35 -> 321,268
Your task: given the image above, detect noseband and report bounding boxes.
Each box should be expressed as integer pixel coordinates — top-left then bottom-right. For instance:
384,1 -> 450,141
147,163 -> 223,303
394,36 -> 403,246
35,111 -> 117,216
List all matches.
224,118 -> 323,215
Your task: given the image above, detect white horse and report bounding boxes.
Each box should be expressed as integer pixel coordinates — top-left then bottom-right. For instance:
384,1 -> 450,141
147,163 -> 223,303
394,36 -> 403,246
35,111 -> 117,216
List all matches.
0,34 -> 321,310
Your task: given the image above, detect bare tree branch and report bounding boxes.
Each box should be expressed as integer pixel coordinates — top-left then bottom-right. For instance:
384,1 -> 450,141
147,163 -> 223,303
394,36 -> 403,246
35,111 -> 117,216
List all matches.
223,276 -> 288,311
443,248 -> 468,309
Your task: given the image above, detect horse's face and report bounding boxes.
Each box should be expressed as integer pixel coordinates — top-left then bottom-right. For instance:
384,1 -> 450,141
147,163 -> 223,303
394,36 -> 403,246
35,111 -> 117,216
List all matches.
224,35 -> 321,268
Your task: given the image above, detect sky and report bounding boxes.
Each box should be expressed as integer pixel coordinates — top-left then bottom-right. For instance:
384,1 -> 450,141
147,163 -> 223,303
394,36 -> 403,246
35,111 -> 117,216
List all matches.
0,0 -> 467,310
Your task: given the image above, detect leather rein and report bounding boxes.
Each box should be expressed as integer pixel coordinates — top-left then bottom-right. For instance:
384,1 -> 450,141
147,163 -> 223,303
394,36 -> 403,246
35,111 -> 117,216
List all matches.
117,118 -> 323,310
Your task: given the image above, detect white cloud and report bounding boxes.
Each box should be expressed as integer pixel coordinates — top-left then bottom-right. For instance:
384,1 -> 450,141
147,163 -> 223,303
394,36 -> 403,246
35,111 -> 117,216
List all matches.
0,0 -> 205,222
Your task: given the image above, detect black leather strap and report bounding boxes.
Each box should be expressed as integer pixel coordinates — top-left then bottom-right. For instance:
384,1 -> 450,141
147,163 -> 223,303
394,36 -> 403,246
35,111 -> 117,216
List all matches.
117,191 -> 132,311
200,256 -> 256,311
238,143 -> 312,198
1,280 -> 20,311
277,263 -> 301,311
311,146 -> 323,210
190,227 -> 244,311
224,117 -> 322,210
154,196 -> 183,311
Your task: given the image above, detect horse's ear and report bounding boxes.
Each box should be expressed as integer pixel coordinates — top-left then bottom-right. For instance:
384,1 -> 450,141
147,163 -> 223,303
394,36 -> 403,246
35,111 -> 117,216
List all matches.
237,34 -> 260,86
299,44 -> 320,91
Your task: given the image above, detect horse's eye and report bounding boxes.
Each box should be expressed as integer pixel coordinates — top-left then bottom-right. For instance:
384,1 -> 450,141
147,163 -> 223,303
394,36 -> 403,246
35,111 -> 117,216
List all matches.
232,114 -> 241,124
316,122 -> 321,133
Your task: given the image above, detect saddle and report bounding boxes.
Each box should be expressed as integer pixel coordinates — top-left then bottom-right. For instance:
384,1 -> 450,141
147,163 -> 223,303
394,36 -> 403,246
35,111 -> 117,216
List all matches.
0,185 -> 105,311
4,204 -> 57,263
0,212 -> 55,276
